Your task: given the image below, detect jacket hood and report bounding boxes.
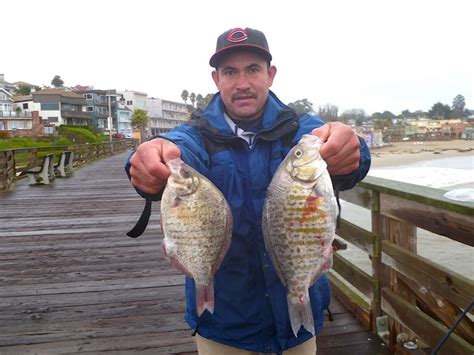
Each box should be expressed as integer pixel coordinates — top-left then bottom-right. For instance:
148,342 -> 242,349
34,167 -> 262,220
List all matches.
201,90 -> 288,135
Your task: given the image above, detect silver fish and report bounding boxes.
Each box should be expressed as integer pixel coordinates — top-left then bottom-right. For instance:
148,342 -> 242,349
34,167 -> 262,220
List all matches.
262,134 -> 337,337
161,158 -> 232,316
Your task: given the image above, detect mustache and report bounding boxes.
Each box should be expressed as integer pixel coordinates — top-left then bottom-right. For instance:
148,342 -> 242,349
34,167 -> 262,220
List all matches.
232,91 -> 257,102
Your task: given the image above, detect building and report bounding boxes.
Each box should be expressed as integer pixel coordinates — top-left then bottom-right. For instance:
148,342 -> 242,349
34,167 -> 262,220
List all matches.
32,88 -> 92,126
0,74 -> 17,94
147,97 -> 189,135
119,90 -> 147,112
0,88 -> 13,113
117,102 -> 133,138
73,88 -> 120,130
0,111 -> 43,137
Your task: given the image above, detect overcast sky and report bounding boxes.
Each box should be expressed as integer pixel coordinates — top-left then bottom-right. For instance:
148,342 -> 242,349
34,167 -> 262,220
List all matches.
3,0 -> 473,115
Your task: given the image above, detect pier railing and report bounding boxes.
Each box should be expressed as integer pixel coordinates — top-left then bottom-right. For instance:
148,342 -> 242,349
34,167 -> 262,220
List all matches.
0,140 -> 134,191
332,175 -> 473,354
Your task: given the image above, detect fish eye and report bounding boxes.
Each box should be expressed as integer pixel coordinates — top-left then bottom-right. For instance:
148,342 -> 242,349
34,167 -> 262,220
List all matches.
294,149 -> 303,158
181,169 -> 191,178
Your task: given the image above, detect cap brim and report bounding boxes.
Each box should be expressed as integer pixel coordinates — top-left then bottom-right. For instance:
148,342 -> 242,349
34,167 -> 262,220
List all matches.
209,44 -> 272,67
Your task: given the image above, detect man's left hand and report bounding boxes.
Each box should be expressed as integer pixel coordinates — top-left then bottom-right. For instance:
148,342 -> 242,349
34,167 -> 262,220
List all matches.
312,122 -> 361,175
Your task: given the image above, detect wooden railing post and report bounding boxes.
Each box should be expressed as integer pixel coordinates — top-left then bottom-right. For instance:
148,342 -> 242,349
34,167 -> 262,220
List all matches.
0,150 -> 15,191
374,192 -> 418,348
370,191 -> 382,334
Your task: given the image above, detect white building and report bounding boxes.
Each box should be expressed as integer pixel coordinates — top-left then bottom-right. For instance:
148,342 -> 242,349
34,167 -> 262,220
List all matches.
119,90 -> 147,112
147,97 -> 189,135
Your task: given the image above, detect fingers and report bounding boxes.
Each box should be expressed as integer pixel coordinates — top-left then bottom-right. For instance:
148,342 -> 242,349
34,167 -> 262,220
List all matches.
311,124 -> 330,142
129,139 -> 180,194
312,122 -> 361,176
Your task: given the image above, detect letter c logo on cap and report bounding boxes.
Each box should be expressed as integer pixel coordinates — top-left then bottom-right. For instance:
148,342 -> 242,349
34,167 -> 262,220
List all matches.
227,28 -> 248,43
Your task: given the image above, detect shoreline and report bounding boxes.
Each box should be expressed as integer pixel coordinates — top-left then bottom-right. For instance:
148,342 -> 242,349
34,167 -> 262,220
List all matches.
369,140 -> 474,168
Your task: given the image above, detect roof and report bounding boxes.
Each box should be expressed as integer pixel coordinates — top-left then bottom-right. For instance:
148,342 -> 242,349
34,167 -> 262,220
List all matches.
0,88 -> 13,98
33,88 -> 84,99
13,95 -> 33,102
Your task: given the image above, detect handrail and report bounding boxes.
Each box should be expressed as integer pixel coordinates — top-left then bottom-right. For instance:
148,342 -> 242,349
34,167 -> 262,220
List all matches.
0,140 -> 136,191
331,175 -> 474,354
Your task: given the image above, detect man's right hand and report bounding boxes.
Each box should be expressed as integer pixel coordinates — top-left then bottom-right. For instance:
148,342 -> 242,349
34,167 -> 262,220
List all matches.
129,138 -> 181,194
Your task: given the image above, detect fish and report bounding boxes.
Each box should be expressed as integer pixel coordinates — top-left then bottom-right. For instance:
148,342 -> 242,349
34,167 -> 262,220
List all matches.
262,134 -> 338,337
160,158 -> 232,316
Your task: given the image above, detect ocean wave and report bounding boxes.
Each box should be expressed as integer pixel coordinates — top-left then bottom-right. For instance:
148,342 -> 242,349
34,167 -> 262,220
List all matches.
368,167 -> 474,189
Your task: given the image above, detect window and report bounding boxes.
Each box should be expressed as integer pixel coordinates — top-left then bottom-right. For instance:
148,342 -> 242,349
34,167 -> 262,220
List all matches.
84,94 -> 93,99
126,100 -> 133,105
8,120 -> 32,129
0,94 -> 6,100
42,103 -> 60,110
22,103 -> 29,109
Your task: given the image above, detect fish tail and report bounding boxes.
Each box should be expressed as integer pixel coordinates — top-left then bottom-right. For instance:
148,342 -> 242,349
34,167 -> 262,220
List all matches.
287,292 -> 315,337
195,282 -> 215,316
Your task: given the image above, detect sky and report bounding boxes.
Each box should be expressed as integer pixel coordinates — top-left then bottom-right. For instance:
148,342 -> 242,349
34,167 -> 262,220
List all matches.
2,0 -> 473,115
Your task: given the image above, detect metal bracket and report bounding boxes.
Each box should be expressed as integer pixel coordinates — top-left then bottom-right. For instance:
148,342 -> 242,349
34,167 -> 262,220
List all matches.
376,315 -> 390,345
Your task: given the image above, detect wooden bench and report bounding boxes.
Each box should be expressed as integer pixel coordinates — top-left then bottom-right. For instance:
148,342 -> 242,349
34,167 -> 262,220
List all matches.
54,151 -> 74,177
24,153 -> 55,185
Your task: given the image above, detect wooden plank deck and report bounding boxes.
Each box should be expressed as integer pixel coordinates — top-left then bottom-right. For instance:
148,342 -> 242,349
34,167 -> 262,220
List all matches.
0,151 -> 391,354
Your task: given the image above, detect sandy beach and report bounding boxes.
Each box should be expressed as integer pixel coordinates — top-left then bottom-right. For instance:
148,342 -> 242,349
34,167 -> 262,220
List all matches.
370,139 -> 474,168
338,139 -> 474,281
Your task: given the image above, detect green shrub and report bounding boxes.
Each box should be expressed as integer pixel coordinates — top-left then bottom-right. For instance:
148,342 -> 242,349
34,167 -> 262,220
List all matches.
59,126 -> 100,144
55,137 -> 73,146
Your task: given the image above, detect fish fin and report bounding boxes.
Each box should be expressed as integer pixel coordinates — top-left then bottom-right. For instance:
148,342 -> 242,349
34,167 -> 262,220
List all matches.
196,282 -> 214,316
287,292 -> 315,337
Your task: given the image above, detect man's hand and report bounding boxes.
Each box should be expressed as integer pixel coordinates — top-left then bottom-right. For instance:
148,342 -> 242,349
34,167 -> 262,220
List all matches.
129,138 -> 181,194
312,122 -> 361,175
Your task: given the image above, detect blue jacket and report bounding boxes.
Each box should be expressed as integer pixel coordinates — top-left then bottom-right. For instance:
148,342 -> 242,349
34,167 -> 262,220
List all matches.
126,91 -> 371,352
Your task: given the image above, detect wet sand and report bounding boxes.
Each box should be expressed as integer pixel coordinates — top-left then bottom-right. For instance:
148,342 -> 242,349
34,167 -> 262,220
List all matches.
370,139 -> 474,168
338,140 -> 473,282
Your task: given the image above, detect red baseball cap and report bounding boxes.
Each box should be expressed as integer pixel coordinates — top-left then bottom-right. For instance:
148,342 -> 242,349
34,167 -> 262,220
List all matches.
209,27 -> 272,68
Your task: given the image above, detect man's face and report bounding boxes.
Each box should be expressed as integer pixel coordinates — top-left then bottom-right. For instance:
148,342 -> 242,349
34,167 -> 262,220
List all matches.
212,51 -> 277,120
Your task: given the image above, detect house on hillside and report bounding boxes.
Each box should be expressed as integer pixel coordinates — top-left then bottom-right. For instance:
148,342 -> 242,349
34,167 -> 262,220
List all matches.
0,88 -> 13,113
0,74 -> 17,94
32,88 -> 92,126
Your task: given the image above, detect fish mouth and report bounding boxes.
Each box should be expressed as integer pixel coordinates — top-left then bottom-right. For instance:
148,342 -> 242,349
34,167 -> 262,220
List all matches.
166,158 -> 184,172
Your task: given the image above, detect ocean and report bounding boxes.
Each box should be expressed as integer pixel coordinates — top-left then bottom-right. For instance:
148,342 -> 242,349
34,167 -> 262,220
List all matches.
338,154 -> 474,281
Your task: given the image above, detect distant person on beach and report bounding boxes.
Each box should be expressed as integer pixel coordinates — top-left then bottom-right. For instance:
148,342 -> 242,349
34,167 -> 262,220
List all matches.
126,27 -> 371,354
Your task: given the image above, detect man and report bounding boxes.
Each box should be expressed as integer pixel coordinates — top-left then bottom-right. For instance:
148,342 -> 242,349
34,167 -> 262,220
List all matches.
127,27 -> 371,354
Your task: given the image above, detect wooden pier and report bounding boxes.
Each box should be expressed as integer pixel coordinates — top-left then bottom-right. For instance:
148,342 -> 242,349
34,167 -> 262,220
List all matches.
0,150 -> 472,354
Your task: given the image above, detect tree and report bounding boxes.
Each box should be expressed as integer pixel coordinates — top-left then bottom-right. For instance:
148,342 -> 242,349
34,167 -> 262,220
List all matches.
196,94 -> 205,110
452,94 -> 466,118
381,111 -> 396,121
189,92 -> 196,108
181,90 -> 189,105
51,75 -> 64,88
131,109 -> 149,128
428,102 -> 451,119
318,103 -> 338,122
15,85 -> 31,96
288,98 -> 314,115
401,109 -> 412,119
340,109 -> 367,124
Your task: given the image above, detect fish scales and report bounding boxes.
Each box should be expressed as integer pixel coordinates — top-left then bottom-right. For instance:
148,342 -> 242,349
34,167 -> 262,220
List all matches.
262,134 -> 337,337
161,158 -> 232,316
